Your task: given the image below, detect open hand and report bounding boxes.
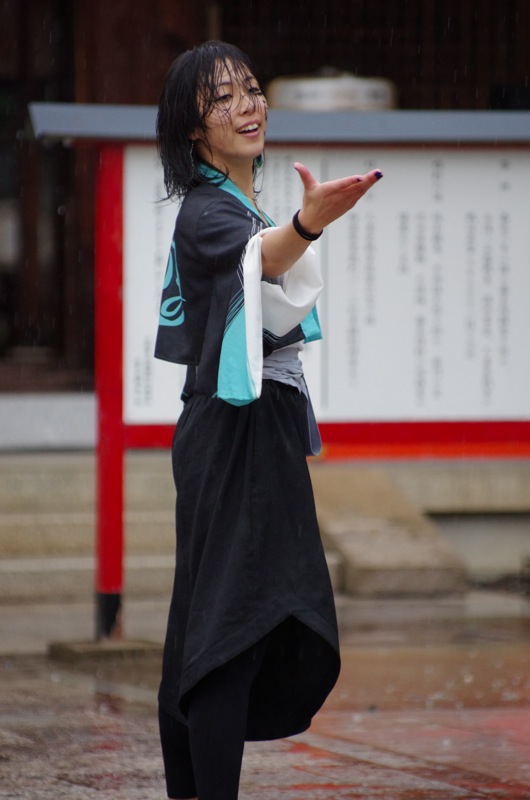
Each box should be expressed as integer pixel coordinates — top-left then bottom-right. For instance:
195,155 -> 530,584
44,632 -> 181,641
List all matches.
294,162 -> 383,234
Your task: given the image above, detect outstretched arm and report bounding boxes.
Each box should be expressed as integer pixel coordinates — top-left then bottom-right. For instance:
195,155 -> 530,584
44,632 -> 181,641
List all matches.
260,162 -> 383,278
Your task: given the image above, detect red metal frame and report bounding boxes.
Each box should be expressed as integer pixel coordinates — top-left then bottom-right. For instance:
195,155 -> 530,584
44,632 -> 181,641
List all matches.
317,420 -> 530,459
95,145 -> 125,600
121,421 -> 530,459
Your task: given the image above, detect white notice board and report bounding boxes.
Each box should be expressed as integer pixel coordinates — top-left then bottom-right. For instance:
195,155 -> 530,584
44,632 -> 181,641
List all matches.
123,145 -> 530,425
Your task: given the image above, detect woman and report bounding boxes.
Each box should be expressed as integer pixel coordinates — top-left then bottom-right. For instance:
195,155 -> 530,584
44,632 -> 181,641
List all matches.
155,40 -> 382,800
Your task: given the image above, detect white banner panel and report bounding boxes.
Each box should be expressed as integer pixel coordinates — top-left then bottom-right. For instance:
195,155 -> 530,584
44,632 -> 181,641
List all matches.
123,146 -> 186,424
123,144 -> 530,424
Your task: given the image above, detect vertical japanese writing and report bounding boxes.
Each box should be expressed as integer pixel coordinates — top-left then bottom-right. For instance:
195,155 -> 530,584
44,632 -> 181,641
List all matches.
413,212 -> 427,406
346,214 -> 359,277
497,156 -> 511,371
346,214 -> 360,384
480,213 -> 494,403
364,212 -> 376,325
153,190 -> 169,312
264,153 -> 298,221
431,158 -> 444,202
464,211 -> 478,361
346,300 -> 360,385
398,212 -> 410,274
498,211 -> 510,366
431,212 -> 444,400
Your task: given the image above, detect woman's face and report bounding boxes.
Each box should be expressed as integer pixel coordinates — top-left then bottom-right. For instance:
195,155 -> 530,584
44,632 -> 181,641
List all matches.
193,61 -> 267,175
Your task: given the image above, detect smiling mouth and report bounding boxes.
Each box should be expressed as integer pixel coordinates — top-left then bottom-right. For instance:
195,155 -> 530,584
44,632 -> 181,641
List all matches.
238,123 -> 260,134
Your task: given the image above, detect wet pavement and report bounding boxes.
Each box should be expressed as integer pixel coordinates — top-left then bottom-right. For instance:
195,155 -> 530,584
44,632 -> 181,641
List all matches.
1,591 -> 530,799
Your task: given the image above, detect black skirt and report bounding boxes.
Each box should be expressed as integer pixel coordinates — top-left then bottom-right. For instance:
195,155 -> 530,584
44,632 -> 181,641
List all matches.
158,380 -> 340,741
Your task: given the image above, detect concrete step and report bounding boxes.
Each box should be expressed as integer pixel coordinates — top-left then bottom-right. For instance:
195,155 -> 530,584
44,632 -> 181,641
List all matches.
0,452 -> 469,600
0,554 -> 174,603
0,451 -> 174,514
0,551 -> 344,603
0,451 -> 347,603
0,451 -> 176,557
310,465 -> 468,596
0,510 -> 175,557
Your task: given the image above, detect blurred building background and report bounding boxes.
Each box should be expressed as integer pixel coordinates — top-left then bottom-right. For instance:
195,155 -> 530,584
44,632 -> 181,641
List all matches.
1,0 -> 530,596
0,0 -> 529,396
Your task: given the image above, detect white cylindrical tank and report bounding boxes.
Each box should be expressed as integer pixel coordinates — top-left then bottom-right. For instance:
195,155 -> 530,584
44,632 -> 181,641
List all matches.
266,72 -> 397,111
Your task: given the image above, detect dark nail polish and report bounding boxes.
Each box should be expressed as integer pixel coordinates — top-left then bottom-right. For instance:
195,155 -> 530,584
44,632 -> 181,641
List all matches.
375,170 -> 384,180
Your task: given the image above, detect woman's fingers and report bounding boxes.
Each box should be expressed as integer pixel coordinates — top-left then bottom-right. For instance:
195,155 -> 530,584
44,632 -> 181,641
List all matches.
331,169 -> 383,193
293,163 -> 383,230
293,163 -> 383,199
293,162 -> 318,191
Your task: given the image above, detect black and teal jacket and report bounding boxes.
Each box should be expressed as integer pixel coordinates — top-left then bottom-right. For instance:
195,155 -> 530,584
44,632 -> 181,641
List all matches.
154,171 -> 322,405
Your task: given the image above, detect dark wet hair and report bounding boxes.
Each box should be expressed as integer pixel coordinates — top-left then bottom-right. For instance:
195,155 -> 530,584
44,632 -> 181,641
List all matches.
157,40 -> 264,201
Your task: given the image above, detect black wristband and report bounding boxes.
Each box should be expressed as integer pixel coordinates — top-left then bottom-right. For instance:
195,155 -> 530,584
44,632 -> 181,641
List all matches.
292,209 -> 323,241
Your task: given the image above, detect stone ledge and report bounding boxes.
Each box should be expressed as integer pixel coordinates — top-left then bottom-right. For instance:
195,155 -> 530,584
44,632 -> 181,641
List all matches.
48,639 -> 162,661
0,512 -> 174,557
311,465 -> 467,596
0,551 -> 345,603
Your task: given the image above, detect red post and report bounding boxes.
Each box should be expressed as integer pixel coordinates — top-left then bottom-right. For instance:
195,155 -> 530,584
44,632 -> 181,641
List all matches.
94,145 -> 125,639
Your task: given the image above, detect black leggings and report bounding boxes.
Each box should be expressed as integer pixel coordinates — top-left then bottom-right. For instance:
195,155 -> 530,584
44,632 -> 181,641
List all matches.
159,636 -> 269,800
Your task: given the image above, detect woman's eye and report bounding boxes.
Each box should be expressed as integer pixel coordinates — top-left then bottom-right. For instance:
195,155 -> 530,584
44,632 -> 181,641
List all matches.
215,94 -> 232,103
248,86 -> 264,96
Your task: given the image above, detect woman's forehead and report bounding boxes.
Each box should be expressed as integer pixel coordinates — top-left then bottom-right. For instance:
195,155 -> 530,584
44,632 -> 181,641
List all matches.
213,60 -> 256,86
